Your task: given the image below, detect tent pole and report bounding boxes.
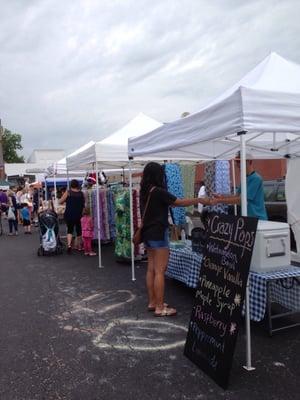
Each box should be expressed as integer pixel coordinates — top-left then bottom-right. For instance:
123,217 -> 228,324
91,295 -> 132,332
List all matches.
45,178 -> 48,201
239,132 -> 255,372
53,163 -> 57,211
129,157 -> 136,281
122,167 -> 125,184
66,169 -> 70,190
95,162 -> 103,268
231,159 -> 237,216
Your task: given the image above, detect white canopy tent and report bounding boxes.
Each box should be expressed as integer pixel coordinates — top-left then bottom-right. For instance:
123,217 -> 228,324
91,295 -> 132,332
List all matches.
129,53 -> 300,161
48,141 -> 95,177
66,113 -> 163,171
65,113 -> 163,273
45,141 -> 95,206
128,52 -> 300,371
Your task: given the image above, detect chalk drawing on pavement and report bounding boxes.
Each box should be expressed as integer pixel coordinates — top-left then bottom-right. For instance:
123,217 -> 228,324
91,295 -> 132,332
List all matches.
71,290 -> 136,316
93,319 -> 188,351
56,289 -> 187,352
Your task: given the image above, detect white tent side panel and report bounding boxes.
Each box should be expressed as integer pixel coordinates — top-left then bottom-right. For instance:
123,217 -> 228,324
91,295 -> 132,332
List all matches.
286,159 -> 300,252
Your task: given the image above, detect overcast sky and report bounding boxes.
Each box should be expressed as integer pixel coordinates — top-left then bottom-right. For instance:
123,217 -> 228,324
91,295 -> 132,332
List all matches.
1,0 -> 300,159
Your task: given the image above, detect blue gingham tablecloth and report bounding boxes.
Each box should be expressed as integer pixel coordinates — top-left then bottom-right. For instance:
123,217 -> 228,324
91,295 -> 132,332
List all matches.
166,244 -> 202,288
167,245 -> 300,322
245,267 -> 300,321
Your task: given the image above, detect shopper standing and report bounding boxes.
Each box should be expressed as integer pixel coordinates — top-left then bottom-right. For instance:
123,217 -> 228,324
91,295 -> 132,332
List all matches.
81,208 -> 97,256
140,162 -> 215,317
7,190 -> 18,235
59,179 -> 85,253
0,188 -> 8,212
21,203 -> 31,234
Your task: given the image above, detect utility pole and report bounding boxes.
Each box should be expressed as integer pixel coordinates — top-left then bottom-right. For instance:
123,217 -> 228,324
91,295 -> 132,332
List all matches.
0,119 -> 5,180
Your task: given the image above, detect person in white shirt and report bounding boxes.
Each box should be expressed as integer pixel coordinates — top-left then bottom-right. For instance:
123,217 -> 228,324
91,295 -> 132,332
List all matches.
197,181 -> 206,213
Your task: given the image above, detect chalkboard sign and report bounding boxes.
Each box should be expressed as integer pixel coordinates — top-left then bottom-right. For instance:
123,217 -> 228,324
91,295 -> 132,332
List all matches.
184,213 -> 258,389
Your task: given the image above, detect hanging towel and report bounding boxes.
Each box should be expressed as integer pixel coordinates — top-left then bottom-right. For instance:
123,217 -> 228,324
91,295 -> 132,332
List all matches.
204,160 -> 230,214
164,163 -> 186,225
180,164 -> 196,213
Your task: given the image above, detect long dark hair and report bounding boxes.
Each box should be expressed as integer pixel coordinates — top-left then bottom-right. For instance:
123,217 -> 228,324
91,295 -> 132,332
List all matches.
140,162 -> 166,203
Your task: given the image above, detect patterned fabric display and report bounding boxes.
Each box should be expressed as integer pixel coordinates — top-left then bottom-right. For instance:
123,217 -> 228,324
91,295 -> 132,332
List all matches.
135,188 -> 144,256
101,190 -> 110,240
204,161 -> 215,197
180,164 -> 196,213
114,191 -> 132,259
107,190 -> 116,240
215,160 -> 231,194
204,160 -> 230,214
132,190 -> 141,256
164,163 -> 186,225
91,189 -> 116,241
214,160 -> 230,213
83,189 -> 93,218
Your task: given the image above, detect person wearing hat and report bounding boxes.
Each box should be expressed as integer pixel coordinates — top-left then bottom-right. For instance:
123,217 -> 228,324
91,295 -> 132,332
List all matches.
214,152 -> 268,220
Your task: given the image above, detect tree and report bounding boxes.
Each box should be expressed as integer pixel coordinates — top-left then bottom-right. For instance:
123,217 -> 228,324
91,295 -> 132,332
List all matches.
2,129 -> 25,163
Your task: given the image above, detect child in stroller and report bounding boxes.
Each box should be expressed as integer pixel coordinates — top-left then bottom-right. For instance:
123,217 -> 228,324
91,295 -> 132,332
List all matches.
37,207 -> 63,256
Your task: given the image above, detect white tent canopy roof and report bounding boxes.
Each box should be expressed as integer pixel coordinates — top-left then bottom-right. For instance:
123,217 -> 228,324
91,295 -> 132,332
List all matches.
66,113 -> 163,170
48,141 -> 95,176
129,53 -> 300,160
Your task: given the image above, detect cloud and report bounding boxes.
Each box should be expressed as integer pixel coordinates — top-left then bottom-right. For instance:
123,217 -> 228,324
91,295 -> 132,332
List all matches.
0,0 -> 300,158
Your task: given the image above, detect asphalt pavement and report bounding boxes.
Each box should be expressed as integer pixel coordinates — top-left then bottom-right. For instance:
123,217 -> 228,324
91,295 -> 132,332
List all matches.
0,223 -> 299,400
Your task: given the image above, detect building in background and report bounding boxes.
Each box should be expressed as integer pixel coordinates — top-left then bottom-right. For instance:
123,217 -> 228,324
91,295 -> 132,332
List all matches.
27,149 -> 65,164
5,149 -> 65,186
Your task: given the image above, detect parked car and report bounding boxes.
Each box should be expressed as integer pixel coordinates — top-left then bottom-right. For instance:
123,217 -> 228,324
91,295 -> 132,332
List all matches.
264,179 -> 287,222
264,179 -> 296,250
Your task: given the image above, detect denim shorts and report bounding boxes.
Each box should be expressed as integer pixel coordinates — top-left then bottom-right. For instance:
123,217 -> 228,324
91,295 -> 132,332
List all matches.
144,229 -> 169,249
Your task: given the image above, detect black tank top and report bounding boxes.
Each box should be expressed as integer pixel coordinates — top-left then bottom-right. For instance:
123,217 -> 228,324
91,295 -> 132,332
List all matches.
64,190 -> 85,221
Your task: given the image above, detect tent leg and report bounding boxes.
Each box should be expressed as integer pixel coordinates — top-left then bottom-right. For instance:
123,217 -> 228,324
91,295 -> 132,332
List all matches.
53,169 -> 57,212
95,162 -> 103,269
45,179 -> 48,201
66,169 -> 70,190
239,132 -> 255,372
129,158 -> 136,281
231,159 -> 237,216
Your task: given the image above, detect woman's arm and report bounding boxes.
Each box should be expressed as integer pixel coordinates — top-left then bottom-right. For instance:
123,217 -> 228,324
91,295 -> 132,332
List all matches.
59,191 -> 68,204
213,194 -> 241,205
173,197 -> 217,207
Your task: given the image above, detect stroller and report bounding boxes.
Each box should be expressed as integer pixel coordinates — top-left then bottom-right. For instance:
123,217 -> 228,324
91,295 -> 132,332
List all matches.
37,209 -> 64,256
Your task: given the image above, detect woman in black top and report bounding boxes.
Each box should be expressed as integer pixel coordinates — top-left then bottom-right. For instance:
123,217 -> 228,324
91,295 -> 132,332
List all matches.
140,162 -> 214,317
60,179 -> 85,253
